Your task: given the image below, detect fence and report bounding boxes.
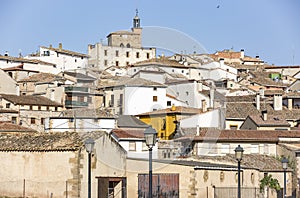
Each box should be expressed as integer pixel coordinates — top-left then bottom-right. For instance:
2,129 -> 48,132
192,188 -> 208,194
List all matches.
214,187 -> 264,198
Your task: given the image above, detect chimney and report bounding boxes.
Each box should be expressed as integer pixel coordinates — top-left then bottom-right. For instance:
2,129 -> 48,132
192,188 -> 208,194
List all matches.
50,90 -> 55,101
240,49 -> 245,58
262,110 -> 268,121
219,58 -> 224,67
202,100 -> 207,112
16,85 -> 20,96
59,43 -> 62,49
256,55 -> 260,59
196,125 -> 200,136
210,87 -> 215,108
259,88 -> 265,98
256,93 -> 260,110
288,98 -> 293,110
273,94 -> 282,111
171,105 -> 176,111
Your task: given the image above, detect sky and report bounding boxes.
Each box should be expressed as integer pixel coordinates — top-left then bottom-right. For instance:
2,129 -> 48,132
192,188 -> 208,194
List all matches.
0,0 -> 299,66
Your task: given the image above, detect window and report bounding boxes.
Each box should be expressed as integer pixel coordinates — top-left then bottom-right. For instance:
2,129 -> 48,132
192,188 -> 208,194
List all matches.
186,91 -> 189,96
181,70 -> 184,73
126,43 -> 130,48
46,106 -> 50,111
30,118 -> 36,124
136,52 -> 140,58
78,96 -> 84,102
55,107 -> 58,111
116,61 -> 119,66
167,101 -> 171,106
230,125 -> 238,130
153,87 -> 157,91
116,50 -> 119,57
120,43 -> 124,47
129,142 -> 136,151
87,97 -> 92,103
126,61 -> 129,66
104,50 -> 107,56
8,72 -> 12,78
38,106 -> 41,110
147,53 -> 150,59
126,51 -> 130,58
104,60 -> 108,66
153,96 -> 158,102
41,118 -> 45,125
6,103 -> 10,108
30,106 -> 33,110
12,117 -> 17,124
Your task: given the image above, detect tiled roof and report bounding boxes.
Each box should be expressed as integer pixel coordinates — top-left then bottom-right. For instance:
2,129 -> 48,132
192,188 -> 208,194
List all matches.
137,106 -> 202,116
0,109 -> 18,113
2,65 -> 39,72
111,128 -> 145,139
99,77 -> 166,88
107,30 -> 139,36
226,102 -> 300,120
178,128 -> 300,142
0,132 -> 82,151
214,50 -> 242,59
18,73 -> 64,83
0,94 -> 62,107
247,115 -> 290,127
59,108 -> 114,118
134,57 -> 186,68
0,56 -> 55,66
242,56 -> 263,63
117,115 -> 149,128
192,154 -> 287,171
62,71 -> 96,81
40,46 -> 89,58
0,122 -> 37,133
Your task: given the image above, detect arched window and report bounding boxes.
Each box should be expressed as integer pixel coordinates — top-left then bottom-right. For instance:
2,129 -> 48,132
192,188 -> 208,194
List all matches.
126,43 -> 131,48
120,43 -> 124,47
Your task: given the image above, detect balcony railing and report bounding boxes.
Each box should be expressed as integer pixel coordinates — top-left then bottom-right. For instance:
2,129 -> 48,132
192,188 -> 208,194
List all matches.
65,100 -> 88,107
65,86 -> 89,93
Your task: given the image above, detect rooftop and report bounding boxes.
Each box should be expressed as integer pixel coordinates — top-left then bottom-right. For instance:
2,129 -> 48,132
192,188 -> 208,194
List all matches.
40,45 -> 89,58
18,72 -> 64,83
0,94 -> 62,107
0,132 -> 81,151
137,106 -> 202,116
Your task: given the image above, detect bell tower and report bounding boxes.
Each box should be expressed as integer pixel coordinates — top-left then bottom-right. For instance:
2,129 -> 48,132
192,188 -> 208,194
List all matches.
132,9 -> 142,34
133,9 -> 140,28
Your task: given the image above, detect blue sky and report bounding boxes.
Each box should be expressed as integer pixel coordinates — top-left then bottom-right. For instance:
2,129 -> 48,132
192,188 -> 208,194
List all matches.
0,0 -> 299,65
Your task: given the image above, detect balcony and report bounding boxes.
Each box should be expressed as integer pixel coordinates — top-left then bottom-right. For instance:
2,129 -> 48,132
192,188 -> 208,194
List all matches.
65,86 -> 89,93
65,100 -> 88,107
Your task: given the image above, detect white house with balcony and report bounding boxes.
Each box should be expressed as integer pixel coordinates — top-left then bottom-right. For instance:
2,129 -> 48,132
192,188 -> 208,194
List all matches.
99,77 -> 167,115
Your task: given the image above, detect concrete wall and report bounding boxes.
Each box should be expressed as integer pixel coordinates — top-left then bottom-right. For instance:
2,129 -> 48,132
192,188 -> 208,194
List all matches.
0,151 -> 76,198
126,158 -> 290,198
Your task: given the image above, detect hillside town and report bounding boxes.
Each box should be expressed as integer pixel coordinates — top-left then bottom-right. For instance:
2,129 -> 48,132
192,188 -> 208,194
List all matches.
0,12 -> 300,198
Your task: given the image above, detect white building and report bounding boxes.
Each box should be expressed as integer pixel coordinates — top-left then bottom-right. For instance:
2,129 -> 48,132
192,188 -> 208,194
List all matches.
26,43 -> 89,74
88,11 -> 156,70
99,77 -> 167,115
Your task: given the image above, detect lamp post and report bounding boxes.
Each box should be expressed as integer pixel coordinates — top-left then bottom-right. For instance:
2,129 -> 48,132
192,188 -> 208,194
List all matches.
282,157 -> 288,198
85,138 -> 95,198
235,145 -> 244,198
144,127 -> 157,198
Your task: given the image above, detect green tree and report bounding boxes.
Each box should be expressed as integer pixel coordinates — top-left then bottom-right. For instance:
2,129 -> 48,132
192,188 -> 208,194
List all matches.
260,174 -> 281,192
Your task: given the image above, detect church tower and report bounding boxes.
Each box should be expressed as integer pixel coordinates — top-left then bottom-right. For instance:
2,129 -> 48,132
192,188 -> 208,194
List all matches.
132,9 -> 142,34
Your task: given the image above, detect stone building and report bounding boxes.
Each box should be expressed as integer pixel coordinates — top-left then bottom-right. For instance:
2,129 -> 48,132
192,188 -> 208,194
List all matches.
88,10 -> 156,70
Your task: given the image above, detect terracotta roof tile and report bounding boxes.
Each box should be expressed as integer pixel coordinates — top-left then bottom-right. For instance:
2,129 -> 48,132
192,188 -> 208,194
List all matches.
0,122 -> 36,133
0,55 -> 55,66
137,106 -> 202,116
18,73 -> 64,83
247,115 -> 290,127
40,46 -> 89,58
134,57 -> 185,68
0,132 -> 81,151
0,94 -> 62,107
111,128 -> 145,139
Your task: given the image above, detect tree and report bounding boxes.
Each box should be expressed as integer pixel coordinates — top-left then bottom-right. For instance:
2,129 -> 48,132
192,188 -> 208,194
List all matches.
260,174 -> 281,192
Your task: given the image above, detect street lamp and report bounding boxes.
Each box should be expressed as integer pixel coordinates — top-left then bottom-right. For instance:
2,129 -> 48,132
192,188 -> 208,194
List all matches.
144,126 -> 157,198
282,157 -> 288,198
85,138 -> 95,198
235,145 -> 244,198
